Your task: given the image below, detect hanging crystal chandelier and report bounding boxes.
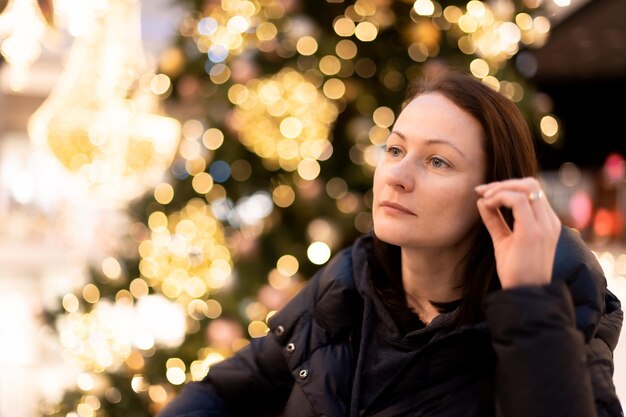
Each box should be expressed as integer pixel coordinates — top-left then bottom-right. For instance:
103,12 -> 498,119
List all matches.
0,0 -> 54,91
28,0 -> 181,204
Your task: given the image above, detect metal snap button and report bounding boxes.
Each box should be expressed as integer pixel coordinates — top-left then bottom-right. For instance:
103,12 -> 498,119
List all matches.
298,369 -> 309,379
286,343 -> 295,353
275,325 -> 285,336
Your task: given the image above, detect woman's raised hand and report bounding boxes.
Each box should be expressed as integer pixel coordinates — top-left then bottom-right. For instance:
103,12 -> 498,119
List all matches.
475,177 -> 561,289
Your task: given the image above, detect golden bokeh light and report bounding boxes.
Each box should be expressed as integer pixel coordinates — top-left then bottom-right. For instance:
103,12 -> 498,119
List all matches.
129,278 -> 150,298
202,128 -> 225,151
319,55 -> 341,75
230,68 -> 338,173
82,284 -> 101,304
323,78 -> 346,100
27,0 -> 181,202
372,106 -> 395,128
192,172 -> 214,194
154,183 -> 175,205
102,257 -> 122,280
469,58 -> 490,78
139,199 -> 232,303
272,184 -> 296,207
354,21 -> 378,42
148,211 -> 168,231
307,241 -> 331,265
248,320 -> 269,338
256,21 -> 278,41
540,114 -> 560,144
63,293 -> 80,313
413,0 -> 435,16
296,36 -> 318,56
277,255 -> 299,276
334,17 -> 356,37
336,39 -> 358,59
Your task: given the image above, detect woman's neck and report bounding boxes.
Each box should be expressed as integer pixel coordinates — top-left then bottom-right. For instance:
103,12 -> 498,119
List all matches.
400,247 -> 464,324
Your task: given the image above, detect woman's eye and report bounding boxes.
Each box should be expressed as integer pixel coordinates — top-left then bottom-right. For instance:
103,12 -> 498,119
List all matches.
429,157 -> 448,168
385,145 -> 402,157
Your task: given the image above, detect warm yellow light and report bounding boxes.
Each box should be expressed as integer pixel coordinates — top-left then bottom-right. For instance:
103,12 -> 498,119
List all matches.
307,241 -> 331,265
0,0 -> 50,90
296,36 -> 318,56
355,21 -> 378,41
469,59 -> 490,78
354,0 -> 376,16
231,68 -> 338,169
82,284 -> 100,304
268,269 -> 291,290
76,373 -> 95,391
413,0 -> 435,16
457,14 -> 478,33
148,385 -> 168,403
202,128 -> 225,150
272,184 -> 296,207
372,106 -> 395,128
443,6 -> 462,23
323,78 -> 346,100
102,257 -> 122,280
482,76 -> 500,91
192,172 -> 214,194
277,255 -> 299,276
209,64 -> 231,84
467,1 -> 486,18
139,199 -> 231,300
129,278 -> 149,298
62,293 -> 80,313
256,22 -> 277,41
148,211 -> 168,230
166,367 -> 186,385
540,115 -> 559,137
334,17 -> 356,37
533,16 -> 551,34
297,158 -> 321,180
516,13 -> 533,30
319,55 -> 341,75
150,74 -> 172,95
279,117 -> 303,139
206,299 -> 223,319
248,320 -> 269,338
336,39 -> 358,59
27,0 -> 181,203
154,182 -> 174,205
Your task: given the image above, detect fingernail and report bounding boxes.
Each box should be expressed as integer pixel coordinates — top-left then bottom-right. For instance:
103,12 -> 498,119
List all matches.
475,184 -> 487,193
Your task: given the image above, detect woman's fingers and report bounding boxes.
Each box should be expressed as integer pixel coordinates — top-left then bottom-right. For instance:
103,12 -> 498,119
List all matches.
475,177 -> 562,288
477,198 -> 510,241
476,177 -> 541,198
475,177 -> 560,234
478,189 -> 538,233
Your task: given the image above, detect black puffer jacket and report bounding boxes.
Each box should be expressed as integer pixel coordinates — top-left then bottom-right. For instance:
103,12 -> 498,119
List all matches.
158,227 -> 623,417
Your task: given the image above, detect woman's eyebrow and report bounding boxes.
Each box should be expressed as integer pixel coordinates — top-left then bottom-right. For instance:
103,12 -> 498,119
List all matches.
389,131 -> 466,158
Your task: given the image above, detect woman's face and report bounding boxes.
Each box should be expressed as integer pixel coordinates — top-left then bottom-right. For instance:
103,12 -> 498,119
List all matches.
373,92 -> 487,251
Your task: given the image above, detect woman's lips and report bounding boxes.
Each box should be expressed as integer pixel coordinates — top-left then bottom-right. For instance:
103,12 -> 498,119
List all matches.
379,200 -> 415,215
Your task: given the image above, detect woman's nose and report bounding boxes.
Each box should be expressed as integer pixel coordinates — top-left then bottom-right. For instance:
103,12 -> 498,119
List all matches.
385,163 -> 414,191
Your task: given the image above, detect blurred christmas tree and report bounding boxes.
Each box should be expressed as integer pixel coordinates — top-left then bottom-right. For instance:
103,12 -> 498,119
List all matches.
42,0 -> 557,416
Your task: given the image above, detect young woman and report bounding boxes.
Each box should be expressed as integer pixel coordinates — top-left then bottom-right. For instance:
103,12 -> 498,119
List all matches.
156,70 -> 623,417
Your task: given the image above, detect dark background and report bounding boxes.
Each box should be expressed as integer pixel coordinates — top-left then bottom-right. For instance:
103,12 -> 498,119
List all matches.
527,0 -> 626,171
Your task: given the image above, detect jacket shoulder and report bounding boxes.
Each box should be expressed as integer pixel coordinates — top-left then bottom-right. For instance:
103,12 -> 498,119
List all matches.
553,225 -> 607,341
268,244 -> 361,343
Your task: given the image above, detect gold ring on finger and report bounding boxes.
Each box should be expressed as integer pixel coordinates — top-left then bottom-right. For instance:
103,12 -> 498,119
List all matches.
528,190 -> 544,202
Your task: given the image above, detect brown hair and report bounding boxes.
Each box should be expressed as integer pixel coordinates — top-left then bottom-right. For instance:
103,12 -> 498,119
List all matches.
372,68 -> 539,327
